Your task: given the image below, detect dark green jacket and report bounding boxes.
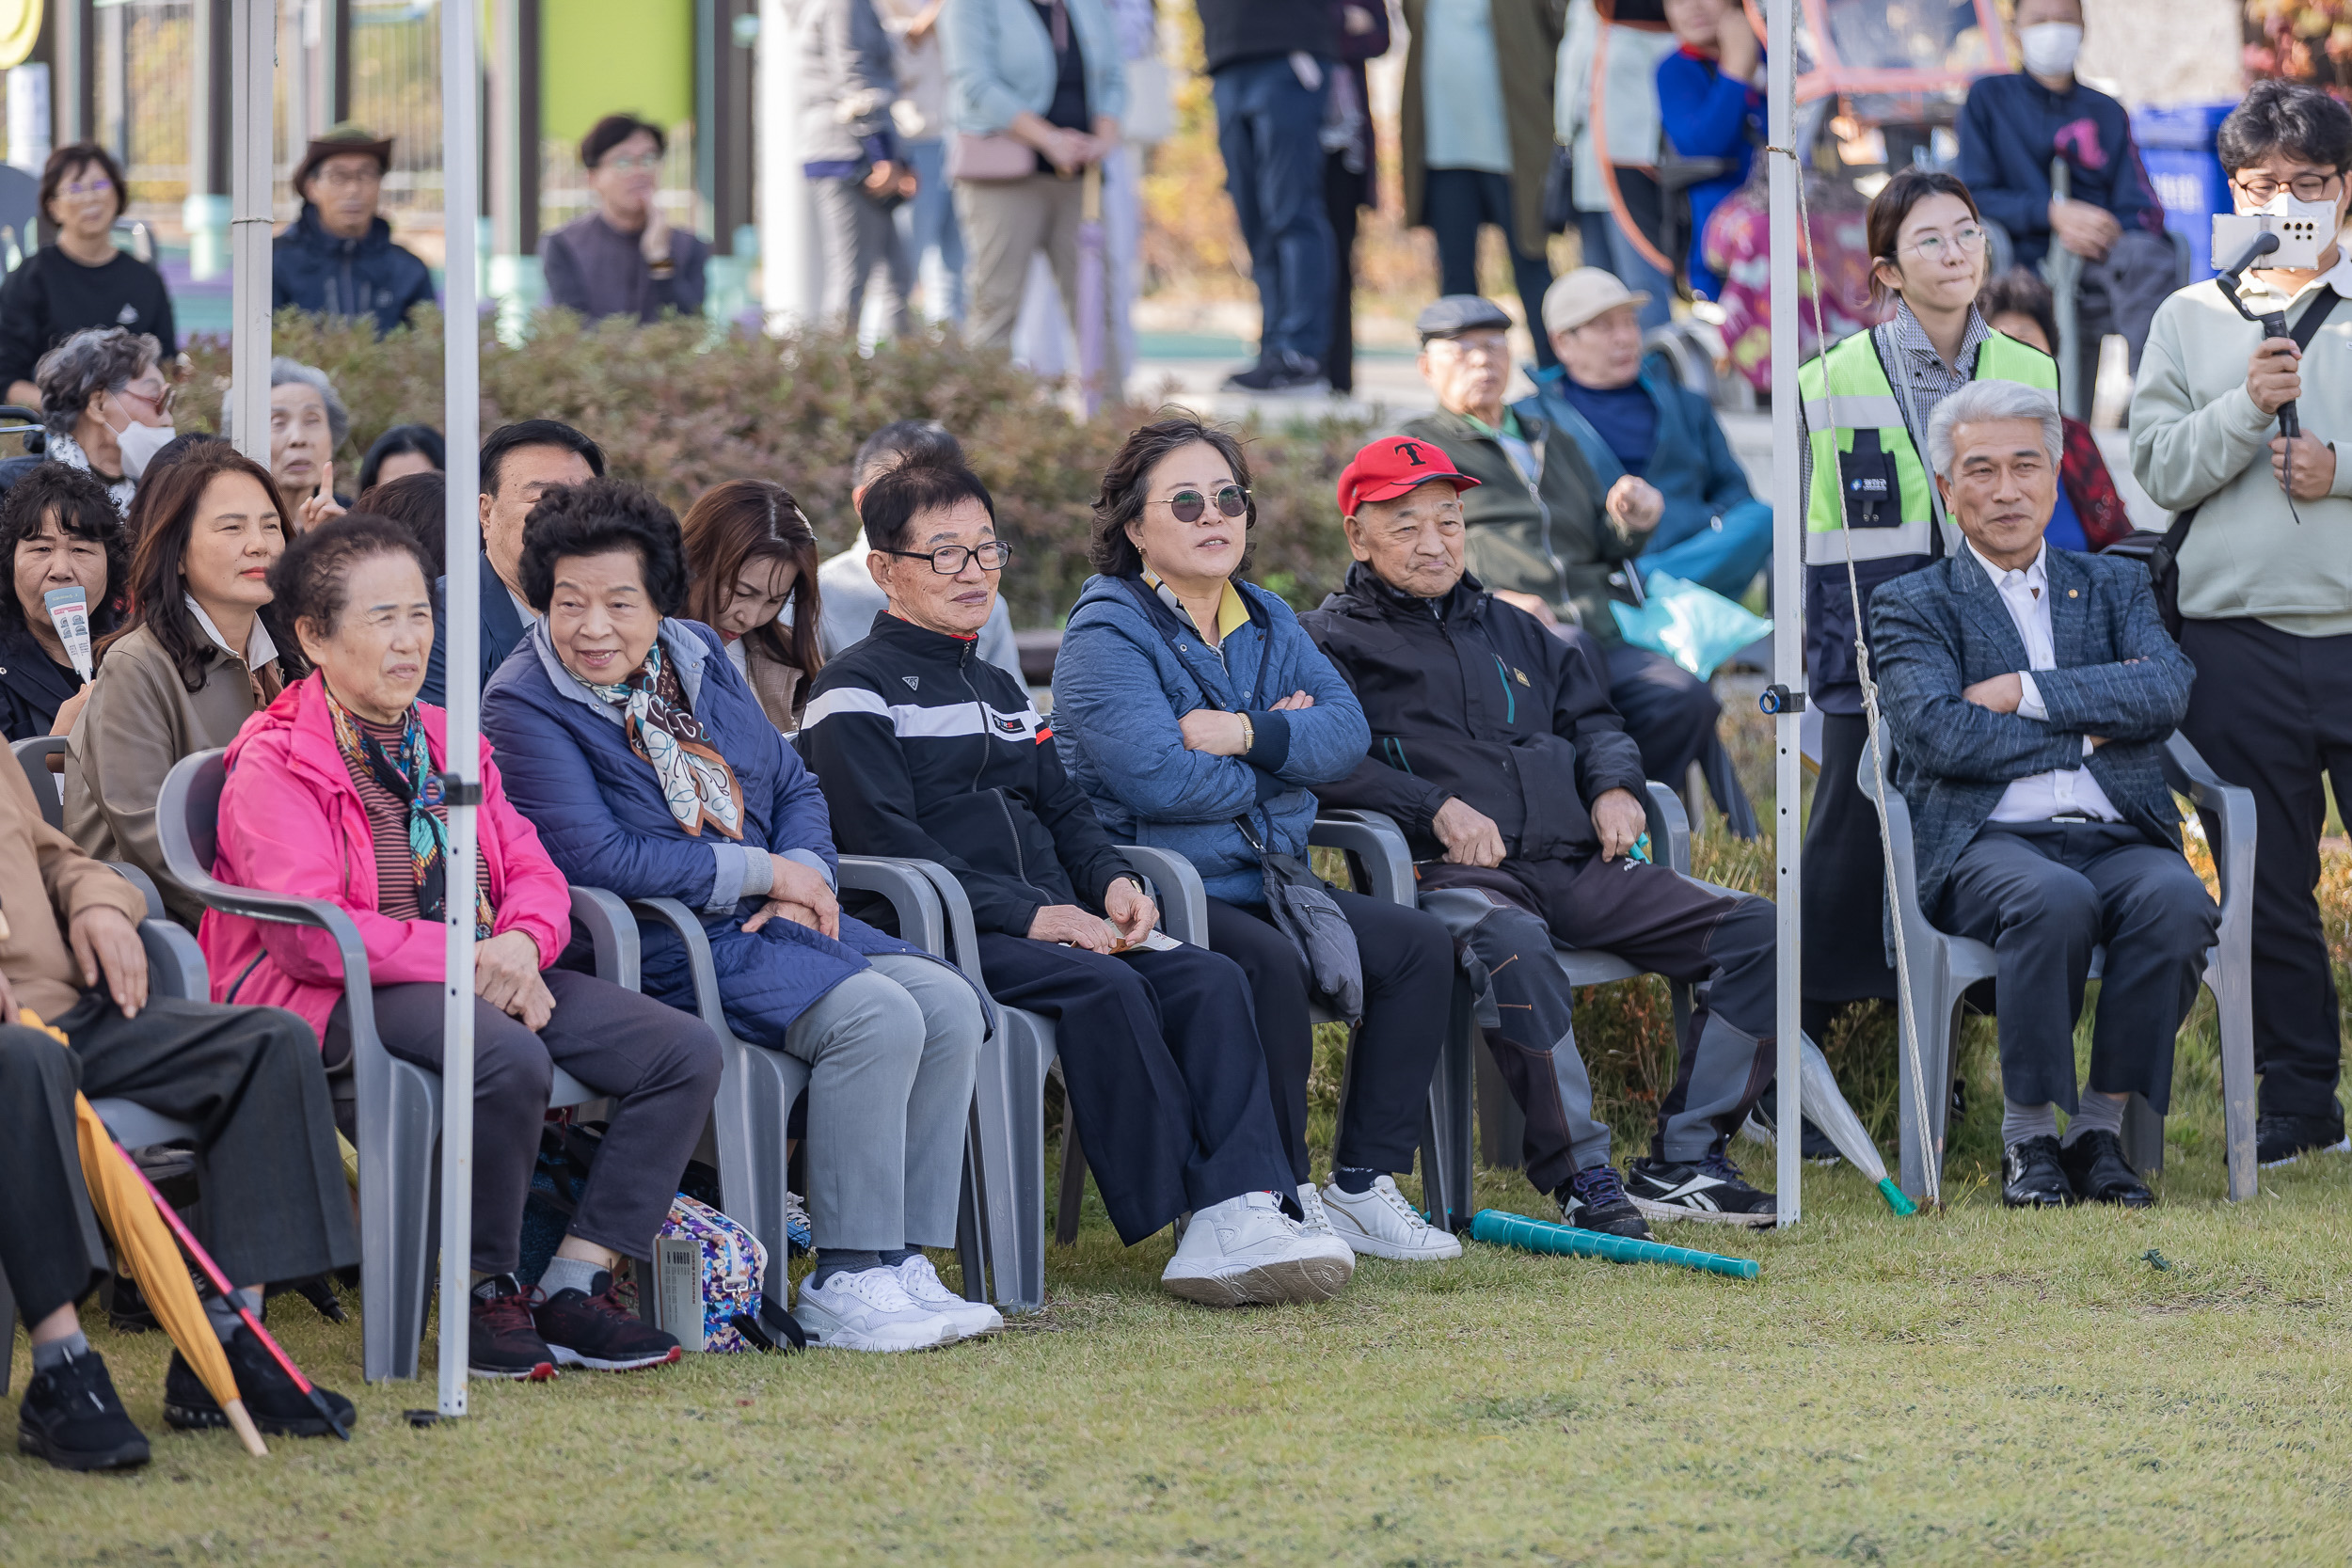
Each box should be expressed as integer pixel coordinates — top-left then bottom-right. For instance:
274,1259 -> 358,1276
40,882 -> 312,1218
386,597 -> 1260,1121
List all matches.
1395,406 -> 1644,644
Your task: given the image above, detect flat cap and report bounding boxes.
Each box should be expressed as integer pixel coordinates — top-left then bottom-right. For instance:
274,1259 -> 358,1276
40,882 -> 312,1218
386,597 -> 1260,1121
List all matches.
1414,294 -> 1514,341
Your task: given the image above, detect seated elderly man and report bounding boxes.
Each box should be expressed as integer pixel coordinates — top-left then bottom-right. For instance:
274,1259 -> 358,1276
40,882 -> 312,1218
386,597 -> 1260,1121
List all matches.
1301,436 -> 1783,1231
1871,378 -> 2218,1209
797,455 -> 1356,1305
1518,268 -> 1772,601
0,735 -> 358,1469
1397,294 -> 1746,830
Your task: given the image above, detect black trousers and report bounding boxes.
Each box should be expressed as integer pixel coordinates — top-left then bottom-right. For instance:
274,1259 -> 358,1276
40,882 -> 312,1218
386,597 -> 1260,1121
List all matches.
329,969 -> 723,1275
1425,167 -> 1557,371
2180,617 -> 2352,1121
977,934 -> 1295,1245
1425,854 -> 1780,1166
0,993 -> 358,1328
1323,152 -> 1362,393
1941,821 -> 2218,1115
1605,641 -> 1722,792
1802,710 -> 1899,1014
1204,888 -> 1454,1183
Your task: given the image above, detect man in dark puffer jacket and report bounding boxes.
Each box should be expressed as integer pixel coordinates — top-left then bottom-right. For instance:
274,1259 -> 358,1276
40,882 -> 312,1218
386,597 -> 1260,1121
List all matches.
1302,436 -> 1785,1234
272,125 -> 436,337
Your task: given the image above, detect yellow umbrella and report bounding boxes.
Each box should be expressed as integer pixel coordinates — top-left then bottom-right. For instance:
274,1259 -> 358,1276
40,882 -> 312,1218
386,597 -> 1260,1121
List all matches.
24,1009 -> 268,1458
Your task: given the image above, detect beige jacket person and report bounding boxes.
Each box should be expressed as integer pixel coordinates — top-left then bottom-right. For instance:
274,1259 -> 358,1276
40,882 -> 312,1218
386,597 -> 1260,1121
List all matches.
1,738 -> 148,1020
2129,260 -> 2352,637
66,619 -> 281,927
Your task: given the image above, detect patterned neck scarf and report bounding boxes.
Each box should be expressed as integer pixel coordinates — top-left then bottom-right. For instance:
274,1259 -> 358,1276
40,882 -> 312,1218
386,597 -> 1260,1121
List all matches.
326,688 -> 494,936
581,642 -> 745,839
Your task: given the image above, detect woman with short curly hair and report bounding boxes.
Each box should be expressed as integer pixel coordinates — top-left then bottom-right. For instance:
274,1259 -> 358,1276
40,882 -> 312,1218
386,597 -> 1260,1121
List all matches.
482,476 -> 995,1353
30,325 -> 173,515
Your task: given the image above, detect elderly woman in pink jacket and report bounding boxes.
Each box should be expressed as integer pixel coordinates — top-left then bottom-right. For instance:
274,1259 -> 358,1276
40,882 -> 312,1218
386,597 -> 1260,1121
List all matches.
202,515 -> 721,1383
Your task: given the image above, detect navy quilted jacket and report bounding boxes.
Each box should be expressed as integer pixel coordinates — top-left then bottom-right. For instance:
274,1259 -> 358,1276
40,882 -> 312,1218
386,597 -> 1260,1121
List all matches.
482,617 -> 934,1040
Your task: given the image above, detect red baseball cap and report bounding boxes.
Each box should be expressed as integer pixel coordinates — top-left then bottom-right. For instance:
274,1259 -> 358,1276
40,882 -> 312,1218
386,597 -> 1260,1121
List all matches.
1336,436 -> 1481,517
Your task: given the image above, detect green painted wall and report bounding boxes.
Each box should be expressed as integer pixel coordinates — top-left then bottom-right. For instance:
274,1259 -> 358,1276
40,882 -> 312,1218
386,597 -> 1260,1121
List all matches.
540,0 -> 695,142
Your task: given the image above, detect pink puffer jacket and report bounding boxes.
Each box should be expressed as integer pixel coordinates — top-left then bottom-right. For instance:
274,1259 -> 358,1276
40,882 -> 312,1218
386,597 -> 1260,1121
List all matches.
200,672 -> 573,1045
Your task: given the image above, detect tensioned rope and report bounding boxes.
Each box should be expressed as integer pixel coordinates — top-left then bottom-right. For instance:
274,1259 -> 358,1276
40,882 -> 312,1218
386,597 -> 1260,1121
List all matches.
1765,133 -> 1945,1209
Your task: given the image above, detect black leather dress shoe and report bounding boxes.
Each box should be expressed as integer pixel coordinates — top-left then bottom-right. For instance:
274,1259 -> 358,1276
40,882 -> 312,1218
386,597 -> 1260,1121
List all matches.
2060,1129 -> 2155,1208
2002,1135 -> 2074,1208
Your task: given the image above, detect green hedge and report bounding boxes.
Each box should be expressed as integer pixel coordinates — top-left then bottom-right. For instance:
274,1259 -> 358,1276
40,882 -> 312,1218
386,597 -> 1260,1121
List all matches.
187,311 -> 1378,627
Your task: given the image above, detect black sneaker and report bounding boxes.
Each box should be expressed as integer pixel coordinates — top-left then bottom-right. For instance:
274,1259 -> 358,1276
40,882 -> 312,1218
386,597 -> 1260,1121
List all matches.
164,1322 -> 356,1437
532,1271 -> 683,1372
2059,1129 -> 2155,1208
469,1274 -> 557,1382
1557,1163 -> 1653,1240
18,1348 -> 150,1472
2001,1134 -> 2074,1208
2257,1112 -> 2351,1168
1221,350 -> 1323,393
1624,1151 -> 1776,1227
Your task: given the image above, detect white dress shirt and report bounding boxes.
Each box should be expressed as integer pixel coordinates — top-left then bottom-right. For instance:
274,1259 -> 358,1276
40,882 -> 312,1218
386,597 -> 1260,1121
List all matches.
1970,543 -> 2123,824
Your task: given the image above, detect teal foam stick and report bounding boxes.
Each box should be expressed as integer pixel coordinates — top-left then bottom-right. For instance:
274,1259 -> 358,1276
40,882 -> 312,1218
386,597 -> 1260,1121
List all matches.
1875,1177 -> 1918,1216
1469,1209 -> 1760,1280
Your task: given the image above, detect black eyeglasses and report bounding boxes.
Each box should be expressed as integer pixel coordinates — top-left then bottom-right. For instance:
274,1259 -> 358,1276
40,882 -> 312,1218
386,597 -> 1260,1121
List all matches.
1157,484 -> 1249,523
883,540 -> 1013,575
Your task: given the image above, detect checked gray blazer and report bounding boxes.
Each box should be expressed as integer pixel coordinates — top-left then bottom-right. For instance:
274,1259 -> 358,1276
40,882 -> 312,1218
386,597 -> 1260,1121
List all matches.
1867,546 -> 2196,923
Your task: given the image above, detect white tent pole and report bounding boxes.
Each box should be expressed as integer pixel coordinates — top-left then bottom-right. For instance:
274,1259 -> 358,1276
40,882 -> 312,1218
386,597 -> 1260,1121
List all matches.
227,0 -> 274,465
436,0 -> 484,1418
1766,0 -> 1802,1227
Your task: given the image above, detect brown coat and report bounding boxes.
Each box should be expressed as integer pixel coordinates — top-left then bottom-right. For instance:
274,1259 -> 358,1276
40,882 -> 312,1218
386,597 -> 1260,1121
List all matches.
740,642 -> 807,735
66,622 -> 278,928
0,736 -> 148,1020
1400,0 -> 1567,259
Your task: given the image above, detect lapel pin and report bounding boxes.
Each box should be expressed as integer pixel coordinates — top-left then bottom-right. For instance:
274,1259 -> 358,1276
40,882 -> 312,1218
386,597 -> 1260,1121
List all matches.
2067,589 -> 2078,598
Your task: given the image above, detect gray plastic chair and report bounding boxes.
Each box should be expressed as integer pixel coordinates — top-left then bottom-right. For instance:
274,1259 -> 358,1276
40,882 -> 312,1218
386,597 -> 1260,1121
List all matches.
155,748 -> 642,1381
1861,732 -> 2258,1201
12,734 -> 67,830
627,857 -> 992,1306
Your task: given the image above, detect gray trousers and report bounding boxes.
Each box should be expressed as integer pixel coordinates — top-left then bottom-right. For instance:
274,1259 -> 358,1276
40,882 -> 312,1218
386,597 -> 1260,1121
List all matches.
1941,820 -> 2219,1115
955,173 -> 1082,355
813,176 -> 914,340
2068,226 -> 2178,377
781,954 -> 983,1252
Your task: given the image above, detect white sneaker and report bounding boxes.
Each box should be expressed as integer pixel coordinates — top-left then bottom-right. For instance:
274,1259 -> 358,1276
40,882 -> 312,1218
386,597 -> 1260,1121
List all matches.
1295,1182 -> 1339,1239
1160,1191 -> 1354,1307
892,1253 -> 1004,1340
794,1266 -> 959,1352
1320,1175 -> 1464,1262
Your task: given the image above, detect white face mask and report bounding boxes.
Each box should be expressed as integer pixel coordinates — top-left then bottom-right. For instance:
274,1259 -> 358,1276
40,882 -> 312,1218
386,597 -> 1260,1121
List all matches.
2018,22 -> 2082,79
113,418 -> 175,482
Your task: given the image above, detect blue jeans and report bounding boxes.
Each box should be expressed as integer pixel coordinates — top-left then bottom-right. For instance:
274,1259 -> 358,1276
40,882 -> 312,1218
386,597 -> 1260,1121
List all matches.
1212,55 -> 1334,363
898,138 -> 966,325
1576,207 -> 1674,331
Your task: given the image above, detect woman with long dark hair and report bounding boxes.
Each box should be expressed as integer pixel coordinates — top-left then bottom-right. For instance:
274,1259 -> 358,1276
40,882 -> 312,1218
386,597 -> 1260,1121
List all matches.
0,463 -> 127,741
65,443 -> 302,925
679,479 -> 825,731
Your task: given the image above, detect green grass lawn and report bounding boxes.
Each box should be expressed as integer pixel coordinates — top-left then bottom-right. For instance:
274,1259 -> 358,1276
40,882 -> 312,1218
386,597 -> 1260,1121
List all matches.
11,706 -> 2352,1564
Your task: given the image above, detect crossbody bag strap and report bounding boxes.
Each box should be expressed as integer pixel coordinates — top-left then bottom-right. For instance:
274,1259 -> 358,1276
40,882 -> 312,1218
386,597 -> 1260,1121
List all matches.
2163,283 -> 2343,563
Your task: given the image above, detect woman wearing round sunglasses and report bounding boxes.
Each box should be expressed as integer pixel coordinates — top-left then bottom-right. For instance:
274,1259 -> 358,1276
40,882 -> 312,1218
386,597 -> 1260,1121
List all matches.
0,142 -> 177,416
1792,166 -> 2058,1047
1051,415 -> 1465,1264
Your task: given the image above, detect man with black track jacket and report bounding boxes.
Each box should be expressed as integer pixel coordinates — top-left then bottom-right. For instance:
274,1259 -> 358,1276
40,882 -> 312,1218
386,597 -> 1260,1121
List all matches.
794,456 -> 1357,1307
1301,436 -> 1784,1233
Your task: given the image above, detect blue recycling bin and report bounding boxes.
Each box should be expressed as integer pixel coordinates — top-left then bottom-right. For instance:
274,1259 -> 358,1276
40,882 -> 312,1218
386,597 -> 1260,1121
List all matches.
2134,102 -> 2237,278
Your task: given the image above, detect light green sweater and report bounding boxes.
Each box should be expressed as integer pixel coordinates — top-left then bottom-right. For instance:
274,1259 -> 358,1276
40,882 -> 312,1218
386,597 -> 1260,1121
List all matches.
2129,265 -> 2352,637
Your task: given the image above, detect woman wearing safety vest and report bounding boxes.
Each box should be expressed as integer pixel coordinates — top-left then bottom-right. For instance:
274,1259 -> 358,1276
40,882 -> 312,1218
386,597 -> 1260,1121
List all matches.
1795,167 -> 2059,1046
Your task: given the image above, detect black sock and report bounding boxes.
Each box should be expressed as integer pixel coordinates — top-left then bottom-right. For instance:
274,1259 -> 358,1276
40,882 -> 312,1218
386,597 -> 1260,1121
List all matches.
809,1250 -> 883,1289
1331,1165 -> 1378,1196
878,1246 -> 919,1267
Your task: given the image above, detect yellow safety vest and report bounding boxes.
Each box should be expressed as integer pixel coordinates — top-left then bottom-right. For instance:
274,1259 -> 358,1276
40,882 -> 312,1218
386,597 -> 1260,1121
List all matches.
1798,327 -> 2058,568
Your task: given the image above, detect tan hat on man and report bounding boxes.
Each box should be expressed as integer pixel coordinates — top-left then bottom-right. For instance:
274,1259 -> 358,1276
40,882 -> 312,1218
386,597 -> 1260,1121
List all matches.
1541,267 -> 1652,338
